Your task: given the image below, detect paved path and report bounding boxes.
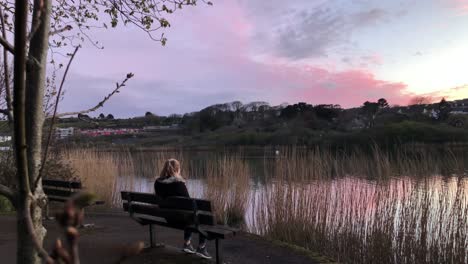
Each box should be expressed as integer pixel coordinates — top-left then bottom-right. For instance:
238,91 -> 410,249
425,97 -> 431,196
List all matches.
0,213 -> 331,264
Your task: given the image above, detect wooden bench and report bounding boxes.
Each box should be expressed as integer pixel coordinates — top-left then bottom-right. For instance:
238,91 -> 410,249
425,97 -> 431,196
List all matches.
121,191 -> 238,264
43,179 -> 105,219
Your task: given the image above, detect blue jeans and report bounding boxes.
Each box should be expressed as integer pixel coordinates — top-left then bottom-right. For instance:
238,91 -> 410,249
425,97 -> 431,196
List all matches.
184,228 -> 206,246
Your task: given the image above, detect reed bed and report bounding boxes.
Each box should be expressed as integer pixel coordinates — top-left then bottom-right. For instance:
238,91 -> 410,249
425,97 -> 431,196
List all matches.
203,155 -> 250,226
251,149 -> 468,264
62,148 -> 186,206
271,145 -> 467,180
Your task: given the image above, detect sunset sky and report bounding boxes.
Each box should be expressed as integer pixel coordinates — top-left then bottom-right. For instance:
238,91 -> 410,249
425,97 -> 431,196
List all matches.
59,0 -> 468,117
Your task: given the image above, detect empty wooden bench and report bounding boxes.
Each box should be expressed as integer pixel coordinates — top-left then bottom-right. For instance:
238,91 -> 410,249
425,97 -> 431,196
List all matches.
43,179 -> 104,219
121,191 -> 238,264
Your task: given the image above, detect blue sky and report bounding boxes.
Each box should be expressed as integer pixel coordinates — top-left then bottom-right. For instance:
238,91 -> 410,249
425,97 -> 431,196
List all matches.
57,0 -> 468,117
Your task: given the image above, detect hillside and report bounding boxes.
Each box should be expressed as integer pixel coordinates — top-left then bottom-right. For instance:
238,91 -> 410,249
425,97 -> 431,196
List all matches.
43,98 -> 468,148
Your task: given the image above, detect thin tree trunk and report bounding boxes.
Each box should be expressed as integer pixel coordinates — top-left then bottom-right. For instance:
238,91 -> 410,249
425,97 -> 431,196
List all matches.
27,0 -> 50,188
13,1 -> 39,263
16,0 -> 51,263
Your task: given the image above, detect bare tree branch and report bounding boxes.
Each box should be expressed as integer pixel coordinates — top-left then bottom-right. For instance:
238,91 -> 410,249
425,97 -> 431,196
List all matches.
0,183 -> 16,204
27,0 -> 45,42
0,35 -> 14,54
49,25 -> 73,36
24,196 -> 54,263
0,5 -> 13,124
77,114 -> 99,126
34,45 -> 80,192
53,73 -> 134,118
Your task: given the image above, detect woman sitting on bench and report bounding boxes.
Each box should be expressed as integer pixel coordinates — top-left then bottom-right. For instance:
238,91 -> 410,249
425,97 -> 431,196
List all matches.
154,158 -> 212,259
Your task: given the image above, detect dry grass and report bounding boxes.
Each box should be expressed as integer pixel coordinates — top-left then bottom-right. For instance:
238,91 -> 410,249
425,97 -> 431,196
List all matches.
204,155 -> 250,226
61,148 -> 186,206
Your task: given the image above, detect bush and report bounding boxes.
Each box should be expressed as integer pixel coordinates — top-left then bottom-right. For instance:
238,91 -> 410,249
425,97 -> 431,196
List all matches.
0,195 -> 14,212
43,153 -> 78,181
325,121 -> 468,150
0,151 -> 16,189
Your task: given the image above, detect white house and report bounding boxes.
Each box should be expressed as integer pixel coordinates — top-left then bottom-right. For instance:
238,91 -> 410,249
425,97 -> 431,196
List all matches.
55,127 -> 75,139
0,135 -> 12,143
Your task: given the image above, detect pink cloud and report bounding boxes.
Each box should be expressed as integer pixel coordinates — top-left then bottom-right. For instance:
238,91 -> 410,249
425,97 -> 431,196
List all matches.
447,0 -> 468,14
290,67 -> 410,107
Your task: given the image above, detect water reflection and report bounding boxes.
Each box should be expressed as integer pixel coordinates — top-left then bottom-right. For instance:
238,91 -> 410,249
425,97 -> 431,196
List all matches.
114,160 -> 467,234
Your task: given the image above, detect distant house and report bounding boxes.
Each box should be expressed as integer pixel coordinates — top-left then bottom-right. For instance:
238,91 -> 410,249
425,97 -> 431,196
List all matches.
143,124 -> 180,131
452,99 -> 468,108
55,127 -> 75,139
450,99 -> 468,114
0,134 -> 12,143
0,146 -> 11,151
79,128 -> 141,137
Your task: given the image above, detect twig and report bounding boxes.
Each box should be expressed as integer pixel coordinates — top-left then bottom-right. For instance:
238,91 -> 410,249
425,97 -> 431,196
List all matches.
34,46 -> 80,193
49,25 -> 73,36
53,73 -> 134,118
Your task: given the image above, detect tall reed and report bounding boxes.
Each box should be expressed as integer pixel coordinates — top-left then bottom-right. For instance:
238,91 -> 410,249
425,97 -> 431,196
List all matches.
62,148 -> 186,206
62,148 -> 119,206
204,155 -> 250,226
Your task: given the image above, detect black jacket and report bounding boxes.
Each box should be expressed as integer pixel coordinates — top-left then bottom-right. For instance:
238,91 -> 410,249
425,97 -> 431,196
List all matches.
154,176 -> 190,199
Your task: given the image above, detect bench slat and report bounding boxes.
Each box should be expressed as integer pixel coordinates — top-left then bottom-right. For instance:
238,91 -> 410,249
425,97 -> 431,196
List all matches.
121,191 -> 160,204
159,196 -> 212,212
123,203 -> 215,225
43,179 -> 82,189
44,187 -> 76,198
121,191 -> 212,212
48,196 -> 69,202
199,225 -> 238,238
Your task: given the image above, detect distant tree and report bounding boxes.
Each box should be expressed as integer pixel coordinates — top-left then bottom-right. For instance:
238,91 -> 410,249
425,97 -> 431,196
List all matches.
199,109 -> 222,131
410,96 -> 432,105
280,102 -> 313,119
377,98 -> 389,108
230,101 -> 243,112
438,98 -> 452,121
145,112 -> 154,117
243,101 -> 269,112
362,99 -> 389,128
229,101 -> 243,119
98,113 -> 105,119
314,104 -> 342,121
362,101 -> 379,128
106,114 -> 114,120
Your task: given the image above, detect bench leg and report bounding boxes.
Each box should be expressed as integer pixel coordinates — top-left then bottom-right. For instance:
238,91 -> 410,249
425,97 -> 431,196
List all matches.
215,239 -> 220,264
149,224 -> 155,248
45,203 -> 50,219
44,203 -> 54,220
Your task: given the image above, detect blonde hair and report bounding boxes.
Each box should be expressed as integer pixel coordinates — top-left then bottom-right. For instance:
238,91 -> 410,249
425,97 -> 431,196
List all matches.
159,158 -> 181,179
